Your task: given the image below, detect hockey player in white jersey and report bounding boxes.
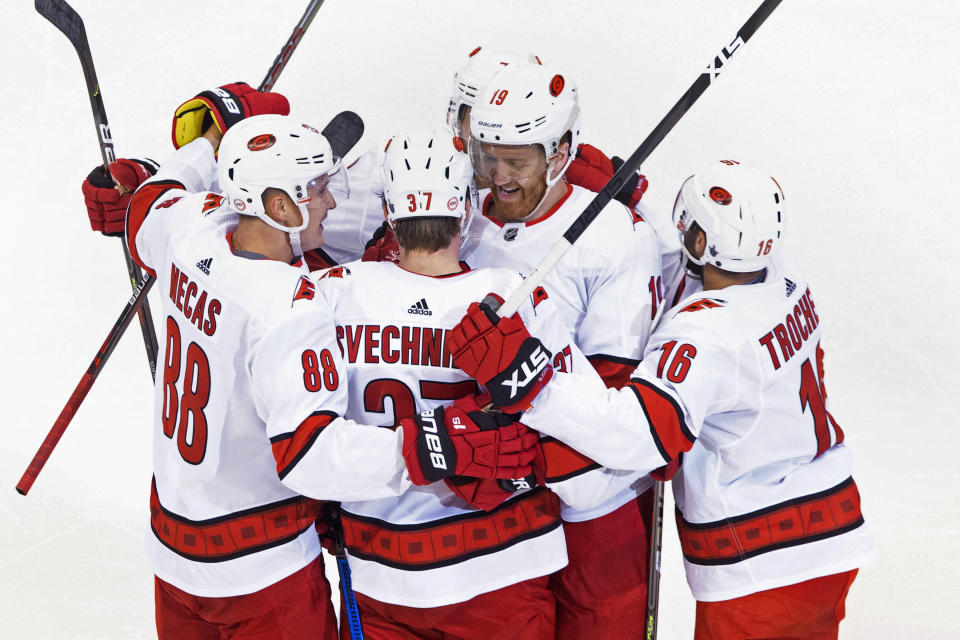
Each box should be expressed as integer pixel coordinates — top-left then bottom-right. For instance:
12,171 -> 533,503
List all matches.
125,87 -> 345,638
313,129 -> 625,639
450,160 -> 876,639
123,86 -> 537,638
362,45 -> 649,265
457,61 -> 664,638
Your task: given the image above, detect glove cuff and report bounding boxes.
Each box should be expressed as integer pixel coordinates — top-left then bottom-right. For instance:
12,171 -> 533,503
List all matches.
401,409 -> 456,485
486,338 -> 553,410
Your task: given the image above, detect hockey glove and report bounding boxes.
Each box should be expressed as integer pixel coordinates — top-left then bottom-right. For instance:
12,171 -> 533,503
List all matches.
361,221 -> 400,263
565,143 -> 648,208
171,82 -> 290,149
400,394 -> 539,486
449,297 -> 553,413
446,477 -> 517,511
81,158 -> 159,236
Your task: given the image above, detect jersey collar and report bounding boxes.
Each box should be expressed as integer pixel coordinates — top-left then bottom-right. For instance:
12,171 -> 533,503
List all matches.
226,232 -> 304,267
391,261 -> 472,279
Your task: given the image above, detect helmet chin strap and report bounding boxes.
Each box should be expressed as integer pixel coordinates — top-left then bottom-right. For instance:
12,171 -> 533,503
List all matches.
519,151 -> 573,223
288,230 -> 303,258
287,201 -> 313,258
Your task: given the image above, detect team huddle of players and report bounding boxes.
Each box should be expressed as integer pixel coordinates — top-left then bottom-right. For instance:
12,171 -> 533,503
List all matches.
81,47 -> 875,640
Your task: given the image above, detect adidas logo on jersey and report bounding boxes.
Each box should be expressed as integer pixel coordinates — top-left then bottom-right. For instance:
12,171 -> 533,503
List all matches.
196,258 -> 213,275
408,298 -> 432,316
785,278 -> 797,297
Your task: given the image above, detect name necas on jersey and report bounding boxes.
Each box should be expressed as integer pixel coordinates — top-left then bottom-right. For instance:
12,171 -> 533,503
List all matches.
124,138 -> 350,598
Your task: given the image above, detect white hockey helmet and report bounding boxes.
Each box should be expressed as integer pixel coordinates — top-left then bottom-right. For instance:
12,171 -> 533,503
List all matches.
446,46 -> 541,140
468,62 -> 581,189
382,128 -> 475,231
217,114 -> 348,255
672,160 -> 785,273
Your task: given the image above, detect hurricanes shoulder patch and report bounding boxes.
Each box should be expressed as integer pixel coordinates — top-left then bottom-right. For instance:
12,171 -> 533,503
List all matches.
292,275 -> 316,304
678,298 -> 725,313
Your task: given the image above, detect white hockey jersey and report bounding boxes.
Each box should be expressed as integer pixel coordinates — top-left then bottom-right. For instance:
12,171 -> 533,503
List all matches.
127,139 -> 347,597
461,184 -> 663,521
632,199 -> 694,309
521,255 -> 875,601
312,260 -> 620,607
310,147 -> 386,266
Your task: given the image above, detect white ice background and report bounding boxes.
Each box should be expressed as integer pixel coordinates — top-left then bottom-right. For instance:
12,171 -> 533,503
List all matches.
1,1 -> 958,638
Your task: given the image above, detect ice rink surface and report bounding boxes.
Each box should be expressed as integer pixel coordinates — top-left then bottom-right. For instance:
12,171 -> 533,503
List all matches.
1,1 -> 958,637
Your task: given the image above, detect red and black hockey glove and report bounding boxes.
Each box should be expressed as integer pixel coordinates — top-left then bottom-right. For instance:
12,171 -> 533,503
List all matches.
361,221 -> 400,263
443,393 -> 547,511
448,453 -> 546,511
171,82 -> 290,149
448,297 -> 553,413
400,394 -> 539,486
565,143 -> 648,208
446,477 -> 516,511
81,158 -> 159,236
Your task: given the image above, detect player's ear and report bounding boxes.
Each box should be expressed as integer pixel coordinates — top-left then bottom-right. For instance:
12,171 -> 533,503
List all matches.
264,190 -> 301,226
550,140 -> 571,180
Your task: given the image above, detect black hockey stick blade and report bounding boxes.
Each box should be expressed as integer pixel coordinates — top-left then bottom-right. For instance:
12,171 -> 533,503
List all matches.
35,0 -> 114,166
36,0 -> 159,380
322,111 -> 365,159
35,0 -> 86,51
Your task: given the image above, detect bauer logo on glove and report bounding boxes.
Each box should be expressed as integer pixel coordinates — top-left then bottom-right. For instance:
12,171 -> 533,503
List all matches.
400,395 -> 540,486
417,409 -> 450,473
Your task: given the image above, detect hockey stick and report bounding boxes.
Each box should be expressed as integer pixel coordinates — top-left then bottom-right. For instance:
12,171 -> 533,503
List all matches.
16,0 -> 329,497
481,3 -> 784,638
645,480 -> 665,640
36,0 -> 160,380
492,0 -> 784,319
328,503 -> 366,640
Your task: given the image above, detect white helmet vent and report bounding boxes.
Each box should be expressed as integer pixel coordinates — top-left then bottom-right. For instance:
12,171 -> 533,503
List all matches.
381,128 -> 474,227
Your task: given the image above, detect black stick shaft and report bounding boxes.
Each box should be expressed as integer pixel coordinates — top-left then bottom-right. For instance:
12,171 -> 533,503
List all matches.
645,480 -> 666,639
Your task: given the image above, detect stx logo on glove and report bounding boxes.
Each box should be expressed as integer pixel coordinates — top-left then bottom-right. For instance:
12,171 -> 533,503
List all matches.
418,411 -> 449,472
500,344 -> 550,399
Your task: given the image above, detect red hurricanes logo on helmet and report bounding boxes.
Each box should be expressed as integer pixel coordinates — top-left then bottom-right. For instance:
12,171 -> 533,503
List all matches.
709,187 -> 732,205
447,197 -> 458,211
233,198 -> 246,211
549,74 -> 565,97
452,136 -> 465,152
247,134 -> 276,151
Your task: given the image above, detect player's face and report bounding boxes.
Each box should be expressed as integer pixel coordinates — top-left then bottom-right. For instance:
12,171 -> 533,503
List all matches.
299,173 -> 338,251
455,107 -> 492,190
470,140 -> 549,222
